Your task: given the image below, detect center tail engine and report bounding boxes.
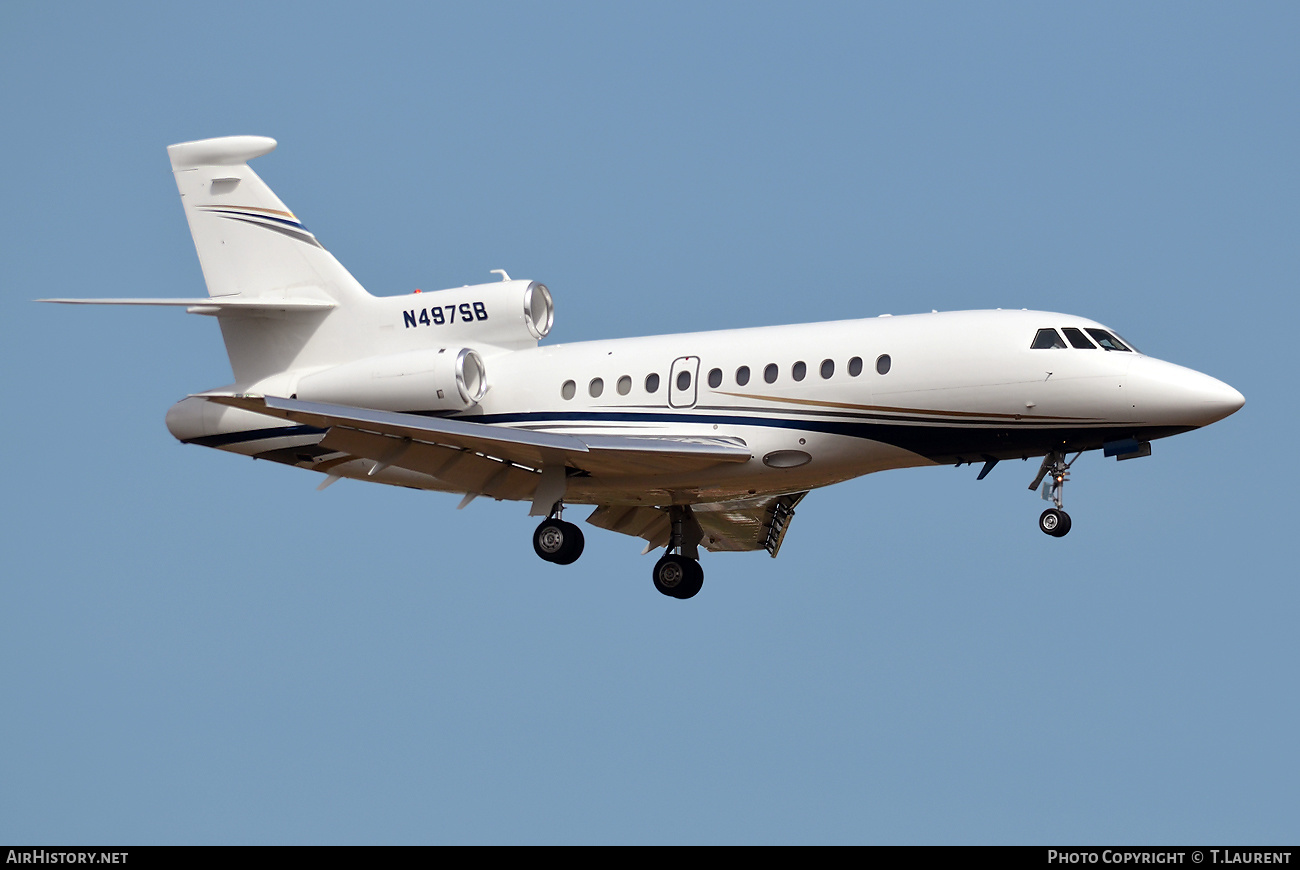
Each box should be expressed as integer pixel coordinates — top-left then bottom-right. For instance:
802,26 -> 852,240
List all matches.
395,279 -> 554,349
290,279 -> 555,413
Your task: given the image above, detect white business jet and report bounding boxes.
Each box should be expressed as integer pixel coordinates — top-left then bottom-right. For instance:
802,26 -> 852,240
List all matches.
44,136 -> 1244,599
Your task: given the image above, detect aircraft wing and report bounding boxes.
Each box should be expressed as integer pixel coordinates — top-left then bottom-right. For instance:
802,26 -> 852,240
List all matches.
209,395 -> 752,509
586,491 -> 807,558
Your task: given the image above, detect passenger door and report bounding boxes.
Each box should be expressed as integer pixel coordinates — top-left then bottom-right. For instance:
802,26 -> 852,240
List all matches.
668,356 -> 700,408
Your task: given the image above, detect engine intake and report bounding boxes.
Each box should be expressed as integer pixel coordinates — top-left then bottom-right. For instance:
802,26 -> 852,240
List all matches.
395,279 -> 554,350
523,281 -> 554,339
296,347 -> 488,412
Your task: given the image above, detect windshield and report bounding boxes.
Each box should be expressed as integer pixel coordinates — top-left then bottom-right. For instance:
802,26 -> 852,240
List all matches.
1085,328 -> 1133,352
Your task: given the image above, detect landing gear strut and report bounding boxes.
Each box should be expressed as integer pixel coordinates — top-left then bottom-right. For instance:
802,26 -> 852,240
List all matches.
1029,451 -> 1079,537
653,506 -> 704,599
533,502 -> 585,565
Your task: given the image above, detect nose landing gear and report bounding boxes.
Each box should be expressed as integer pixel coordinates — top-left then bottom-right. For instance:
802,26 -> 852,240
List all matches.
1029,451 -> 1080,537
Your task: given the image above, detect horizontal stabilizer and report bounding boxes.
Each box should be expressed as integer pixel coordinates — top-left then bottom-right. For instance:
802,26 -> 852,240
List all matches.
39,297 -> 336,314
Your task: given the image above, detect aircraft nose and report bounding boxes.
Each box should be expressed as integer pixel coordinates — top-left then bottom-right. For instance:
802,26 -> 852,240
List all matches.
1129,358 -> 1244,427
1207,379 -> 1246,422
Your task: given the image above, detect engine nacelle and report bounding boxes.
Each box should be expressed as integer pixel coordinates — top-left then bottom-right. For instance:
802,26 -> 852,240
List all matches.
397,279 -> 554,349
295,347 -> 488,412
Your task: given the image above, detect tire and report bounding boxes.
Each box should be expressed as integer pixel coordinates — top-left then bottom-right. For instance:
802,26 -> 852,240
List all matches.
1039,508 -> 1071,538
675,560 -> 704,599
653,555 -> 689,596
653,555 -> 704,599
533,519 -> 584,564
552,522 -> 584,565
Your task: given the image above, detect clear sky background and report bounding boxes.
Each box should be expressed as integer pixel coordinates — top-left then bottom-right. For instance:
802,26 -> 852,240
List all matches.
2,2 -> 1296,845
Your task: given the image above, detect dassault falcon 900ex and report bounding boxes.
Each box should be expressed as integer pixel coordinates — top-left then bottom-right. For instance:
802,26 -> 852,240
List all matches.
44,136 -> 1245,599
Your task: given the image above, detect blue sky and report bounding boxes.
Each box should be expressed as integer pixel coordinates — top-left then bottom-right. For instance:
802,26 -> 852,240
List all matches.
2,2 -> 1296,844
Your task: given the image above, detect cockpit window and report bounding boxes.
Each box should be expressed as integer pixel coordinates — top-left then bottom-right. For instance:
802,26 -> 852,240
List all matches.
1031,328 -> 1067,349
1085,328 -> 1131,351
1062,327 -> 1097,349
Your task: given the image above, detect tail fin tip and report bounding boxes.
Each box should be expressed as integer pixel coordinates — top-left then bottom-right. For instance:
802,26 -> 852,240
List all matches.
168,136 -> 277,170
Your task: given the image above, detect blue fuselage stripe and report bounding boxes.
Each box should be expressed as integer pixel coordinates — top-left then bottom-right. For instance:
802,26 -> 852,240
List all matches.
181,408 -> 1178,464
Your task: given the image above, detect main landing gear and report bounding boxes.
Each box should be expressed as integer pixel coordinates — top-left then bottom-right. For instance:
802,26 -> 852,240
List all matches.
653,506 -> 704,599
530,502 -> 705,599
1029,450 -> 1080,538
654,554 -> 704,600
533,503 -> 585,565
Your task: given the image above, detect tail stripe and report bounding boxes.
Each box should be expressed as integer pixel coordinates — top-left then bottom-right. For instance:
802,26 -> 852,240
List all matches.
200,206 -> 321,247
166,135 -> 374,383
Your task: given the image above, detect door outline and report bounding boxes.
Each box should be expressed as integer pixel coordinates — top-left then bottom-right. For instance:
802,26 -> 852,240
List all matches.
668,356 -> 700,408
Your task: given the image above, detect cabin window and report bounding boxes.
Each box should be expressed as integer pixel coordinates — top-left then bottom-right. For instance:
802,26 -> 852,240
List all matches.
589,377 -> 604,397
707,368 -> 722,388
820,359 -> 834,379
617,375 -> 632,395
1031,328 -> 1067,349
876,354 -> 891,375
736,365 -> 750,386
561,380 -> 576,400
645,373 -> 661,393
1063,327 -> 1097,349
764,363 -> 778,384
848,356 -> 863,376
792,361 -> 807,382
1086,328 -> 1132,351
676,370 -> 692,391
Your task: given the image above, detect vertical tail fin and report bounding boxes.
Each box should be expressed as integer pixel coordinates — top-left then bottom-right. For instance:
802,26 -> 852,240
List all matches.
168,136 -> 371,305
168,136 -> 374,383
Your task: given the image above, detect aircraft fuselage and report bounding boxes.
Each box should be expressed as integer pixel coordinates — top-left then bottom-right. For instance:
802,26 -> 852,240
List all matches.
166,307 -> 1242,507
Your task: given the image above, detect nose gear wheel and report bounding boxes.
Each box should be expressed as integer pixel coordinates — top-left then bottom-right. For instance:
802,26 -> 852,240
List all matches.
1029,451 -> 1080,537
1039,507 -> 1072,537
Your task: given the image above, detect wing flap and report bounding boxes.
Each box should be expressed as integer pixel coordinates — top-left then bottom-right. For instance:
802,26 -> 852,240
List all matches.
587,491 -> 808,557
585,505 -> 672,551
320,428 -> 539,501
